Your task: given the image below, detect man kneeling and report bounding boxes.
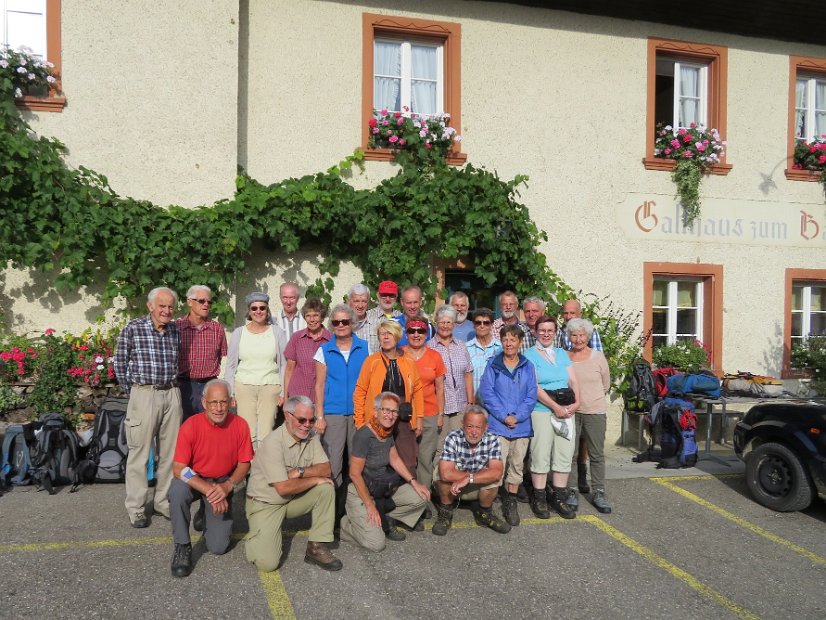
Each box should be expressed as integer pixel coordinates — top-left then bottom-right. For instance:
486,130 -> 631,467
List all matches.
433,405 -> 511,535
169,379 -> 253,577
245,395 -> 342,571
340,392 -> 430,551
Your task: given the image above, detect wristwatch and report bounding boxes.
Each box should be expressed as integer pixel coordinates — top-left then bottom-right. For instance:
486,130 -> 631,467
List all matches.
469,473 -> 475,484
298,467 -> 305,478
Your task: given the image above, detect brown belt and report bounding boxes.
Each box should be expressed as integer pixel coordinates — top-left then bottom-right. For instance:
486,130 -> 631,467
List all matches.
133,381 -> 179,391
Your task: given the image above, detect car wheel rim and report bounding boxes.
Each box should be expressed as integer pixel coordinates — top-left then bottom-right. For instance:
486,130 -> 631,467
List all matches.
757,455 -> 792,498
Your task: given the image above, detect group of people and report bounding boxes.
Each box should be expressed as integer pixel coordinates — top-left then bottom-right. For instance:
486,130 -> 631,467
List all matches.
113,280 -> 613,578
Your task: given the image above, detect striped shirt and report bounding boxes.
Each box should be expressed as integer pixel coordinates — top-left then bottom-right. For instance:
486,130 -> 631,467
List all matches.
114,315 -> 180,392
427,337 -> 473,415
284,327 -> 331,400
361,306 -> 401,354
275,311 -> 306,339
175,317 -> 227,379
466,337 -> 502,396
440,429 -> 502,473
491,319 -> 534,354
555,326 -> 604,352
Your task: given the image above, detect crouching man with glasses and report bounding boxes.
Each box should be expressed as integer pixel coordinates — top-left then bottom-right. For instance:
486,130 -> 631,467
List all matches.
244,395 -> 342,572
169,379 -> 253,577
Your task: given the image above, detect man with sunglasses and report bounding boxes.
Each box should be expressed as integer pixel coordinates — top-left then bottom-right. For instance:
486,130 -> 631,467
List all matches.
245,395 -> 342,572
465,307 -> 502,401
169,379 -> 252,577
361,280 -> 402,354
176,285 -> 228,421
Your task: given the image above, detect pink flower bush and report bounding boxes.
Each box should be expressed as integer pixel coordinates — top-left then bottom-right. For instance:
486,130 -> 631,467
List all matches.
654,124 -> 726,169
368,105 -> 461,162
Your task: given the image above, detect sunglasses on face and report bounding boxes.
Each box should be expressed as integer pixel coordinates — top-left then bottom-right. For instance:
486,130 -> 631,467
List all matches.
288,410 -> 317,426
331,319 -> 351,327
250,306 -> 268,312
406,328 -> 427,335
474,320 -> 492,326
190,298 -> 213,305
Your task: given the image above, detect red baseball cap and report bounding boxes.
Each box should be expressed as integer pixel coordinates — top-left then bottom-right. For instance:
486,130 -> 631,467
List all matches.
377,280 -> 399,295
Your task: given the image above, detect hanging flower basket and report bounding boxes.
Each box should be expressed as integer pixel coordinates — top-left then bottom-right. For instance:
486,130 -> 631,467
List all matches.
792,136 -> 826,194
654,123 -> 726,226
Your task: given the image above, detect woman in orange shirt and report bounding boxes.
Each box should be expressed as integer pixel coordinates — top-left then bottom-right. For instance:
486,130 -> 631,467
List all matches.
354,319 -> 423,476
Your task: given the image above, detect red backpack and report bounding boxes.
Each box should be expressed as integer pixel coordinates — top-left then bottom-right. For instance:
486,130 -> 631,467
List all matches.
653,368 -> 680,398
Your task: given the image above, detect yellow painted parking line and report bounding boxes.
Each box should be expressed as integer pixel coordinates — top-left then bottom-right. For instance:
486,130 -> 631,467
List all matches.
258,570 -> 297,620
652,474 -> 742,483
581,515 -> 759,620
653,477 -> 826,568
0,535 -> 175,553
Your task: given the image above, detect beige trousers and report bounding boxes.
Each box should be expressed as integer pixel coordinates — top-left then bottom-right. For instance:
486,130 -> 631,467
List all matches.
235,382 -> 281,448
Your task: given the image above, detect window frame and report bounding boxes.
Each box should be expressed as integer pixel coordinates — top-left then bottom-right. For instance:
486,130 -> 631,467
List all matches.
362,12 -> 464,164
643,262 -> 724,371
783,268 -> 826,377
644,37 -> 730,175
786,56 -> 826,182
651,277 -> 705,348
10,0 -> 63,112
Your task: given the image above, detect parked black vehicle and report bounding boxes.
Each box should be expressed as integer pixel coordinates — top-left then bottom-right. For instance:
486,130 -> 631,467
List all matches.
733,402 -> 826,512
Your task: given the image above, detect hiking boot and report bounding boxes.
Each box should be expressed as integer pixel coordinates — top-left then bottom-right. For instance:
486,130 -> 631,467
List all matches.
432,502 -> 455,536
384,518 -> 407,541
591,489 -> 612,514
304,541 -> 343,571
411,516 -> 425,532
192,502 -> 204,532
530,488 -> 551,519
130,511 -> 148,529
550,487 -> 576,519
474,506 -> 511,534
566,487 -> 579,511
516,483 -> 530,503
171,543 -> 192,578
422,507 -> 433,519
501,494 -> 520,526
577,463 -> 590,494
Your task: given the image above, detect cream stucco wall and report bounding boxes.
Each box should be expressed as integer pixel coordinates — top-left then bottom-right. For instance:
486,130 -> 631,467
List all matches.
6,0 -> 826,382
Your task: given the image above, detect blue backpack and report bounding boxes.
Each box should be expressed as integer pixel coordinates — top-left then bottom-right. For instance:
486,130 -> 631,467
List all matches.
659,397 -> 698,468
667,371 -> 721,398
1,422 -> 36,487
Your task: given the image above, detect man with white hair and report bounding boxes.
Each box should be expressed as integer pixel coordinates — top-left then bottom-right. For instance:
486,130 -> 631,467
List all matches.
276,282 -> 306,338
555,299 -> 603,352
176,285 -> 228,421
521,296 -> 546,350
449,291 -> 475,342
491,290 -> 532,354
349,283 -> 372,341
114,286 -> 183,528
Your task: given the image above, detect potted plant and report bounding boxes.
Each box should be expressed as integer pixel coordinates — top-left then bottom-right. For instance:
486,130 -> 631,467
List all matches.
652,339 -> 711,373
368,106 -> 461,166
0,44 -> 58,98
654,123 -> 726,226
792,136 -> 826,192
791,335 -> 826,394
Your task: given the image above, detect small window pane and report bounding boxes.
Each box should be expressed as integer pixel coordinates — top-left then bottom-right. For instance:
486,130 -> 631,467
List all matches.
791,285 -> 803,311
677,282 -> 696,307
791,312 -> 803,337
652,309 -> 667,334
811,286 -> 826,311
374,41 -> 401,112
811,313 -> 826,336
652,335 -> 668,350
652,281 -> 668,306
676,309 -> 697,334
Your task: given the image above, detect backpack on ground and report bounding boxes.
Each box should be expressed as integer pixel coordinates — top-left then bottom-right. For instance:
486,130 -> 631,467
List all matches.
632,397 -> 698,468
29,413 -> 82,494
625,359 -> 658,412
1,422 -> 37,488
78,396 -> 129,484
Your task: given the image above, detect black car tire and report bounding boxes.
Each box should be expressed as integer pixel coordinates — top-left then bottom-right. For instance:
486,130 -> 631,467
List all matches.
745,442 -> 813,512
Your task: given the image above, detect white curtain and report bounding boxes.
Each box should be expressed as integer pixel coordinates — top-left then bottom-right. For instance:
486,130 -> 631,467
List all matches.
816,79 -> 826,139
796,78 -> 808,139
374,41 -> 401,112
678,66 -> 700,127
411,45 -> 437,115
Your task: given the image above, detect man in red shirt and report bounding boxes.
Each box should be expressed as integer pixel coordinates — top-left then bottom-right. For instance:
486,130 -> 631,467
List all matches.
176,285 -> 228,421
169,379 -> 253,578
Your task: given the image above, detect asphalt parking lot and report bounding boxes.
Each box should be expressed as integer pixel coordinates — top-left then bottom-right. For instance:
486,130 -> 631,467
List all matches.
1,452 -> 825,620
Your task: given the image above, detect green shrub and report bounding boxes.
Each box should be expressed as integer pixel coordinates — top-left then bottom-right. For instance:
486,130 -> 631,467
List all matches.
652,339 -> 711,373
791,336 -> 826,394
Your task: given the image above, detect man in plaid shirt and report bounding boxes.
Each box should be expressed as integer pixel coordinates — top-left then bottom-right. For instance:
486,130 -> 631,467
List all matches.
114,286 -> 183,529
176,285 -> 228,421
431,405 -> 510,536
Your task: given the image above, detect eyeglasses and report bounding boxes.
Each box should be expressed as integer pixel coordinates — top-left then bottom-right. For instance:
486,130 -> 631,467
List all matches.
190,298 -> 213,306
379,293 -> 396,298
474,320 -> 492,326
250,305 -> 268,312
288,410 -> 317,426
437,321 -> 454,327
205,399 -> 229,407
378,407 -> 399,415
331,319 -> 351,327
406,328 -> 427,335
537,329 -> 556,335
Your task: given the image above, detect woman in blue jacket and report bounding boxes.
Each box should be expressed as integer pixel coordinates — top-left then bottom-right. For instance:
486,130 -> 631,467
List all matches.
478,324 -> 537,527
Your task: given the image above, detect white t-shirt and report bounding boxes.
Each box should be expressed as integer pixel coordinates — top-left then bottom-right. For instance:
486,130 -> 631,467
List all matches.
313,347 -> 352,365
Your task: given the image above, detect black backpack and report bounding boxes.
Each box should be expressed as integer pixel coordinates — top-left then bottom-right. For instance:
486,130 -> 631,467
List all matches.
1,422 -> 37,489
625,359 -> 658,412
29,413 -> 82,494
78,396 -> 129,484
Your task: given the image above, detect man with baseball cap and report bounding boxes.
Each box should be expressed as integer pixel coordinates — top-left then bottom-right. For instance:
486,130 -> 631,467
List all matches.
361,280 -> 401,354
